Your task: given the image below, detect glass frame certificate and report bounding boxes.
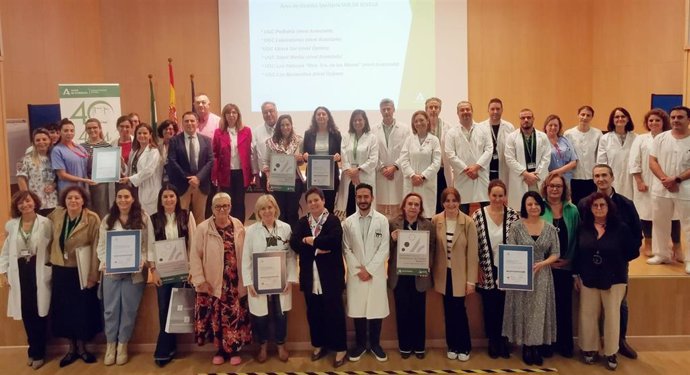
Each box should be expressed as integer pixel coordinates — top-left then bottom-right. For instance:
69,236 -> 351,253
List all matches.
154,238 -> 189,284
269,154 -> 297,192
105,230 -> 142,274
252,251 -> 287,295
396,230 -> 430,276
307,155 -> 335,190
92,146 -> 122,183
498,244 -> 534,291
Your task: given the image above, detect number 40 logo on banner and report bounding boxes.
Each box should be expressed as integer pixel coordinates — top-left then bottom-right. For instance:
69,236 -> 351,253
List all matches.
58,84 -> 122,143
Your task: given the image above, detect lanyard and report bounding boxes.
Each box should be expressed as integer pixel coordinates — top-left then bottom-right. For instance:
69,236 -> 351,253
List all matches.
522,131 -> 536,163
18,218 -> 35,247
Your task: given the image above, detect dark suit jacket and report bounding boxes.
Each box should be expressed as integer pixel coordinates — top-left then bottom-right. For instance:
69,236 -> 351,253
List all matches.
166,132 -> 214,194
290,213 -> 345,294
303,129 -> 342,190
387,216 -> 436,292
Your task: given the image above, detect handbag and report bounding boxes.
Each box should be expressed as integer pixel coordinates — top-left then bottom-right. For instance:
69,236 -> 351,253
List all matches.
165,285 -> 195,333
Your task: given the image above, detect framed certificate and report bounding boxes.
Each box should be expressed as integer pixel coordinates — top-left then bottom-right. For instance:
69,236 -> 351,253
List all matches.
307,155 -> 335,190
396,230 -> 430,276
154,238 -> 189,284
253,251 -> 287,295
269,154 -> 297,192
105,230 -> 142,274
92,146 -> 121,183
498,244 -> 534,291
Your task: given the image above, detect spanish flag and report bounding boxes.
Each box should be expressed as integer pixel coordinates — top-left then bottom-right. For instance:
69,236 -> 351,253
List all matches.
168,58 -> 177,123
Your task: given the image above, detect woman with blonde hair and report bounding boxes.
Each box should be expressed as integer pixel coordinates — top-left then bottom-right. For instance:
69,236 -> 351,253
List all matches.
80,118 -> 113,217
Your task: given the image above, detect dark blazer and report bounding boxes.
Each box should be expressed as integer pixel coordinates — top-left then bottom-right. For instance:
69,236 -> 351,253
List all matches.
290,213 -> 345,294
166,132 -> 214,195
574,221 -> 637,289
150,209 -> 192,243
303,129 -> 342,190
577,188 -> 642,252
387,216 -> 436,292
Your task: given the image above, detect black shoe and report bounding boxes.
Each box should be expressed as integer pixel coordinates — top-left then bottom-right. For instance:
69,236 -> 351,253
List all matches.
583,350 -> 597,365
618,340 -> 637,359
522,345 -> 534,365
79,350 -> 97,363
607,354 -> 618,371
311,348 -> 328,361
155,358 -> 172,367
348,345 -> 367,362
414,351 -> 426,359
334,352 -> 347,368
400,351 -> 411,359
370,345 -> 388,362
532,347 -> 544,366
540,344 -> 554,358
500,338 -> 511,359
488,339 -> 499,359
59,351 -> 79,368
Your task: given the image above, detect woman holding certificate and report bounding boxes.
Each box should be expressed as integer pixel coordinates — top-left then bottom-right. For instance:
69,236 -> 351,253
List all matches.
149,184 -> 196,367
212,104 -> 256,222
81,118 -> 114,217
336,110 -> 379,217
97,185 -> 156,366
190,193 -> 251,366
399,111 -> 442,218
574,192 -> 638,371
291,187 -> 347,367
242,195 -> 298,363
120,123 -> 163,215
47,186 -> 102,367
471,179 -> 520,359
502,191 -> 559,366
17,128 -> 58,216
431,187 -> 479,362
540,174 -> 580,358
302,106 -> 342,213
263,114 -> 305,227
388,192 -> 436,359
0,191 -> 52,369
52,118 -> 95,193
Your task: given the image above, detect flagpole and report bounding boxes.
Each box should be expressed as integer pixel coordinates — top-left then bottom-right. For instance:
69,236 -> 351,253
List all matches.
190,74 -> 196,113
148,74 -> 158,138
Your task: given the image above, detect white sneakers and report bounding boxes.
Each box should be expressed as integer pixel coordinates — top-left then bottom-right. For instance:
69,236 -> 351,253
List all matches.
446,351 -> 458,360
646,255 -> 673,265
447,351 -> 470,361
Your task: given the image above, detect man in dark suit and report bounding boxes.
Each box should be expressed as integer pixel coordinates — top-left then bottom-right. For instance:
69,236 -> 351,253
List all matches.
166,111 -> 214,222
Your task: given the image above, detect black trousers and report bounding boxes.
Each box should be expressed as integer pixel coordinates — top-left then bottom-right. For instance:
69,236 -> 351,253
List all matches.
346,183 -> 357,217
253,295 -> 288,344
272,178 -> 304,228
353,318 -> 383,348
205,184 -> 217,220
436,167 -> 448,215
18,256 -> 47,360
570,179 -> 597,205
323,189 -> 337,214
443,269 -> 471,353
394,276 -> 426,352
552,268 -> 574,354
154,282 -> 185,360
304,291 -> 347,351
478,267 -> 506,344
224,169 -> 246,222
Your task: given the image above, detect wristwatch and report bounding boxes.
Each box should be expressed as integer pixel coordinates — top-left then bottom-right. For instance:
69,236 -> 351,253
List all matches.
675,176 -> 682,184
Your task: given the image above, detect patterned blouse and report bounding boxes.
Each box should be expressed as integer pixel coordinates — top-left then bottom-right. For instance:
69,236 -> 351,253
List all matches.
16,154 -> 58,209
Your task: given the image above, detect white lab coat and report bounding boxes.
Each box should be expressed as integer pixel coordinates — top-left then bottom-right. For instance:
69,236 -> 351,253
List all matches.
504,129 -> 551,209
0,216 -> 52,320
374,121 -> 410,205
478,119 -> 516,186
128,146 -> 163,216
399,134 -> 442,218
335,132 -> 379,214
435,118 -> 454,187
446,123 -> 494,203
241,220 -> 298,316
564,126 -> 603,180
597,131 -> 637,200
628,133 -> 655,219
342,210 -> 390,319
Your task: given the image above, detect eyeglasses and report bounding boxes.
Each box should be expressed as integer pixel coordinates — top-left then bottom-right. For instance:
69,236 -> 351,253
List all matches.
592,203 -> 608,209
547,184 -> 564,189
214,204 -> 230,210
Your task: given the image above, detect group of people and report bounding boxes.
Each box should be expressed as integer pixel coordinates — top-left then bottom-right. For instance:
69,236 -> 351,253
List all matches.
1,93 -> 689,371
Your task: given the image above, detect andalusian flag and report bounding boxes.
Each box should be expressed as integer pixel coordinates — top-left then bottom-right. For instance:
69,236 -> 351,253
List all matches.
168,58 -> 177,123
148,74 -> 158,136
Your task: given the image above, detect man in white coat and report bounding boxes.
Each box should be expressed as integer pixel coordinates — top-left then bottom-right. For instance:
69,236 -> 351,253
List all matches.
252,101 -> 278,190
504,109 -> 551,209
648,106 -> 690,273
374,98 -> 410,217
478,98 -> 515,184
343,183 -> 390,362
446,101 -> 493,214
426,97 -> 453,214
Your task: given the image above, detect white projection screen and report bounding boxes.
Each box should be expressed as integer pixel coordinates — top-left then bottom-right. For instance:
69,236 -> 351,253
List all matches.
219,0 -> 467,134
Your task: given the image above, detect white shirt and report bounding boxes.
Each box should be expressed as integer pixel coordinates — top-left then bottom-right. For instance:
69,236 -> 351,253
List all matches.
486,214 -> 503,265
229,128 -> 241,170
164,212 -> 179,240
252,122 -> 276,172
564,126 -> 603,180
650,130 -> 690,200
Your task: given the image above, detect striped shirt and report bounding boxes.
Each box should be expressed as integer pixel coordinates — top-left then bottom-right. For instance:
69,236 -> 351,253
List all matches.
445,219 -> 456,268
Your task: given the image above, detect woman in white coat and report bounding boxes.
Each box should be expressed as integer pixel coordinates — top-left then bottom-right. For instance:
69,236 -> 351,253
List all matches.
504,125 -> 551,210
399,111 -> 442,218
242,195 -> 298,363
374,99 -> 410,216
0,191 -> 52,369
120,123 -> 162,215
597,107 -> 637,200
336,110 -> 379,217
629,108 -> 680,257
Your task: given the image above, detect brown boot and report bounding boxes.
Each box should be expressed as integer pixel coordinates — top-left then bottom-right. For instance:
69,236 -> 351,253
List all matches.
642,238 -> 652,257
277,344 -> 289,362
256,343 -> 268,363
672,243 -> 684,263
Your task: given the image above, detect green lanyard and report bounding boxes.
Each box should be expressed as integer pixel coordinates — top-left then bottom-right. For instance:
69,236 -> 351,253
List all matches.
18,218 -> 35,248
522,132 -> 536,163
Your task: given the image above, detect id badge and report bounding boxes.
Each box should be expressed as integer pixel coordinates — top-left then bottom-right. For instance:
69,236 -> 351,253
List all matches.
527,162 -> 537,170
266,236 -> 278,247
492,153 -> 499,160
19,248 -> 30,257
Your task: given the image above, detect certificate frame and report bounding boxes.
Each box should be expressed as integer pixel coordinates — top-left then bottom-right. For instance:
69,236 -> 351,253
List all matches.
154,238 -> 189,284
306,155 -> 335,190
396,230 -> 430,276
498,244 -> 534,291
269,154 -> 297,192
105,229 -> 142,274
92,146 -> 122,183
252,251 -> 287,295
